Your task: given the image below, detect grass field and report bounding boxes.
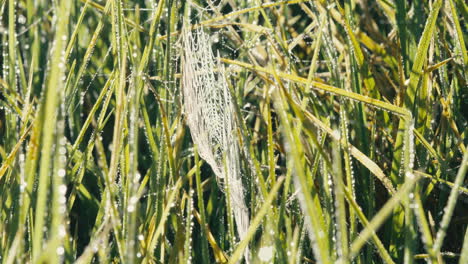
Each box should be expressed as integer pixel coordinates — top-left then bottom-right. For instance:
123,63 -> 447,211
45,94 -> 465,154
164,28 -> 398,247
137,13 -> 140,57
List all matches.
0,0 -> 467,263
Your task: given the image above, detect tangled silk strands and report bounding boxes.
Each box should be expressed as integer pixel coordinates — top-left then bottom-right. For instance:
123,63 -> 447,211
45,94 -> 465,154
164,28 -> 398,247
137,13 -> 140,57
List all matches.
182,26 -> 250,261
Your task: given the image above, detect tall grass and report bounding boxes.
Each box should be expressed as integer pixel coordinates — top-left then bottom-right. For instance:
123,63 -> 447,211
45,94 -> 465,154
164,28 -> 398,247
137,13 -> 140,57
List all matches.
0,0 -> 467,263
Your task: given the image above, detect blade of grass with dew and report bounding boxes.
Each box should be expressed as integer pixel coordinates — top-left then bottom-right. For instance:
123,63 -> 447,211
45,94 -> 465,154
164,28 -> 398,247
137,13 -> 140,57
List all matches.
341,185 -> 396,264
228,177 -> 285,264
340,8 -> 375,260
331,140 -> 348,261
412,190 -> 438,263
272,78 -> 332,264
346,174 -> 420,262
459,225 -> 468,264
433,148 -> 468,254
194,145 -> 210,263
31,0 -> 71,261
389,0 -> 442,257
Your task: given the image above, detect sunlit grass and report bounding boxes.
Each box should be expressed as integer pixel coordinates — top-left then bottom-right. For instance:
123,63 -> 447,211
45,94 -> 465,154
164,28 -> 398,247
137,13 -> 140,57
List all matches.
0,0 -> 467,263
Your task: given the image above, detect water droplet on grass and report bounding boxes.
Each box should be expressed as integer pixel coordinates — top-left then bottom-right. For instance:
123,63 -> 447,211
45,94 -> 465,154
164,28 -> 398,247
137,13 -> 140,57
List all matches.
258,246 -> 274,262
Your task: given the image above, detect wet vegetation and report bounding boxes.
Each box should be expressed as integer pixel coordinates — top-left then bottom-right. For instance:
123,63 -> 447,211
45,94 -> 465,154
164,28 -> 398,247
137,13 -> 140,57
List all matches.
0,0 -> 467,263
